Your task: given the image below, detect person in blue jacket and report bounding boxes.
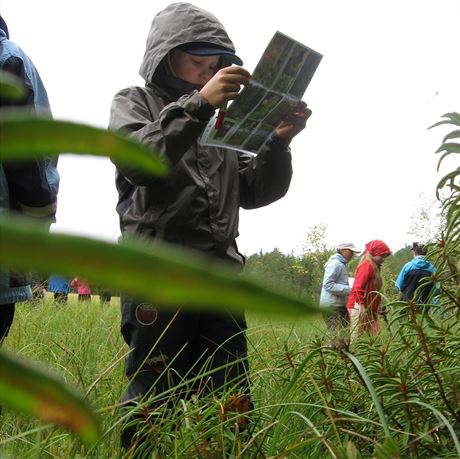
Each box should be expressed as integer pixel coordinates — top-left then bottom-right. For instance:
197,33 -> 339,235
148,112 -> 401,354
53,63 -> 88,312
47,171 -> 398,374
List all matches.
0,16 -> 59,342
395,242 -> 436,303
320,242 -> 360,331
49,274 -> 70,304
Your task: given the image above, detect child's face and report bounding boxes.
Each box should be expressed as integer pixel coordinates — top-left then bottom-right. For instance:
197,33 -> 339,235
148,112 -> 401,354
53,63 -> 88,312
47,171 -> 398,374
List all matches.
170,50 -> 220,87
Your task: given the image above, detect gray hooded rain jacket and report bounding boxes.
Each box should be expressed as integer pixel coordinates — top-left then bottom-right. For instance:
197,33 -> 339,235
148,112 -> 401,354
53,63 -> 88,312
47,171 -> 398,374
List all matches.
110,2 -> 293,266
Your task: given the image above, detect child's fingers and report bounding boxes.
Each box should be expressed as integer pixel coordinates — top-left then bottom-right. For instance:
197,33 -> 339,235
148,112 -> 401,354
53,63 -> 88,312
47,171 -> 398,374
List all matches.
220,74 -> 250,87
221,66 -> 251,79
284,105 -> 312,122
217,67 -> 251,86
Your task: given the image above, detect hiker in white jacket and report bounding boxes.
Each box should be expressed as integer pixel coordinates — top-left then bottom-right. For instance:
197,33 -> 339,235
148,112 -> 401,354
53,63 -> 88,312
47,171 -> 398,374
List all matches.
320,242 -> 360,331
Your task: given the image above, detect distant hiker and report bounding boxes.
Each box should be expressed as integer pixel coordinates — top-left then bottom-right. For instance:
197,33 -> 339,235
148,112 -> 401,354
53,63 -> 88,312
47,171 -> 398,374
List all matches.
347,240 -> 392,338
31,275 -> 46,301
0,15 -> 59,343
320,242 -> 360,331
70,277 -> 91,301
49,274 -> 70,304
395,242 -> 436,303
109,2 -> 312,450
99,289 -> 112,304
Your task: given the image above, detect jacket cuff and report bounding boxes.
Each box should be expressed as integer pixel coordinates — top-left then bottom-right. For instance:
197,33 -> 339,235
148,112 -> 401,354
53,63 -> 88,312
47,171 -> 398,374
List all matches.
181,91 -> 215,122
267,134 -> 291,151
260,135 -> 292,164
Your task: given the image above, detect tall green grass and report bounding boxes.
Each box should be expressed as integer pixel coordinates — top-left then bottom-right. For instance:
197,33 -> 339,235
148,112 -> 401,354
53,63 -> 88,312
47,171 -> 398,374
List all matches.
0,296 -> 323,457
3,296 -> 459,458
1,296 -> 125,457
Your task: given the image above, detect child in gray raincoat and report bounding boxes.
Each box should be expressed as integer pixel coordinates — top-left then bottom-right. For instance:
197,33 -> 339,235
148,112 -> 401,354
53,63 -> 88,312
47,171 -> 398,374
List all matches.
109,2 -> 312,449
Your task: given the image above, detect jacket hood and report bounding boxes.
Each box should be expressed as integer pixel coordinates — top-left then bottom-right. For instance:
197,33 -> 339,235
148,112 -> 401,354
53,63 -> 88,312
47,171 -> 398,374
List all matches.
139,2 -> 238,83
411,256 -> 435,271
0,16 -> 9,39
327,253 -> 347,265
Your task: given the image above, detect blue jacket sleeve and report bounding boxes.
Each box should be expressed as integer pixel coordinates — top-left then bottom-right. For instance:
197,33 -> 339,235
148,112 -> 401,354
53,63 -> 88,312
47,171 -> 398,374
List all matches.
395,263 -> 410,291
1,55 -> 59,222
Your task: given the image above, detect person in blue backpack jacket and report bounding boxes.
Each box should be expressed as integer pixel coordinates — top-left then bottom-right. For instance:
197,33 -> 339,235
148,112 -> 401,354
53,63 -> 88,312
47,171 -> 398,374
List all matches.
395,242 -> 436,303
49,274 -> 70,304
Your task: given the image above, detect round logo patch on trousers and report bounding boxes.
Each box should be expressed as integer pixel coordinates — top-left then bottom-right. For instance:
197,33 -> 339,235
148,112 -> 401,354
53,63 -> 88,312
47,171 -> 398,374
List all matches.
135,303 -> 158,326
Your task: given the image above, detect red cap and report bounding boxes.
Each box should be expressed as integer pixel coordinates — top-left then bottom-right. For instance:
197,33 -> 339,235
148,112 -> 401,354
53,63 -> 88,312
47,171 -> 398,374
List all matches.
365,240 -> 391,257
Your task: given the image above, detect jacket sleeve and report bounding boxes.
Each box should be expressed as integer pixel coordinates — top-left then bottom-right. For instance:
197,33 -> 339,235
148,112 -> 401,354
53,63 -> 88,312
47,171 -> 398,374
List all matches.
238,136 -> 293,209
1,57 -> 58,224
395,263 -> 410,291
323,262 -> 351,296
351,262 -> 373,305
109,88 -> 214,186
3,162 -> 58,222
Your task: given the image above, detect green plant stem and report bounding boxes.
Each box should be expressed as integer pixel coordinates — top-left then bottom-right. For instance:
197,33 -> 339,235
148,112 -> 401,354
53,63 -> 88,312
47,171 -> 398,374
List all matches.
408,304 -> 460,427
342,350 -> 391,438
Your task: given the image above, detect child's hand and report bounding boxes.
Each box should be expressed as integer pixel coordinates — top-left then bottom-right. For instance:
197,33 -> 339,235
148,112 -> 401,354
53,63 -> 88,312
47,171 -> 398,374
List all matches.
275,101 -> 312,139
200,67 -> 251,108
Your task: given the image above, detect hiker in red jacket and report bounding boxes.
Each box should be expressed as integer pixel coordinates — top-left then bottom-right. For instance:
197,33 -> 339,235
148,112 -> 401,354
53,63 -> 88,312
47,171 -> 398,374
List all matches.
70,277 -> 91,302
347,240 -> 391,338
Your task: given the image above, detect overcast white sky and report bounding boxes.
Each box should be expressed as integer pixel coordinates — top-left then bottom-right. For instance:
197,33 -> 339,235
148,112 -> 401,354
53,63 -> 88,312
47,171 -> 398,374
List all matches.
2,0 -> 459,255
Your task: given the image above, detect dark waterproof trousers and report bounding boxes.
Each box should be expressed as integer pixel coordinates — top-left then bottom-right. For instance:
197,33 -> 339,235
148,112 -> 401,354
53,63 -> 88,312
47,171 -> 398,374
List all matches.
0,303 -> 15,344
120,296 -> 249,405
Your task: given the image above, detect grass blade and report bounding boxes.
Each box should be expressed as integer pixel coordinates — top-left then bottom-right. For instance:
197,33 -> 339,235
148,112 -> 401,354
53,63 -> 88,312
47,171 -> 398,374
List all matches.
0,71 -> 28,101
404,400 -> 460,456
0,349 -> 99,446
343,350 -> 391,438
0,116 -> 168,176
0,215 -> 318,316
